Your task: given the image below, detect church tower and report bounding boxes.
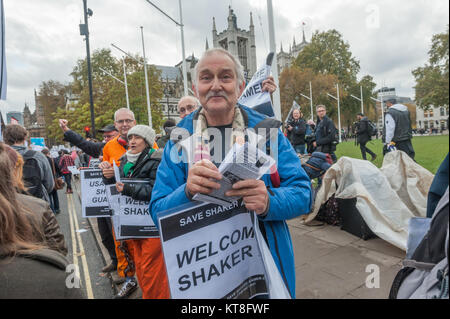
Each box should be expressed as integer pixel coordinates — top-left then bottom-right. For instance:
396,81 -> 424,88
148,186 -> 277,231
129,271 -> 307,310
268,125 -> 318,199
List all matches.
212,6 -> 257,80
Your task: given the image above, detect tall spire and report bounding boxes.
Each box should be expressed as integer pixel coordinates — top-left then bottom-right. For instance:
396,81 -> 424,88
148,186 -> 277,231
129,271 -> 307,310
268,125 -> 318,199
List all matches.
250,12 -> 254,28
293,36 -> 296,47
213,17 -> 217,32
280,42 -> 284,53
302,23 -> 306,43
205,38 -> 209,50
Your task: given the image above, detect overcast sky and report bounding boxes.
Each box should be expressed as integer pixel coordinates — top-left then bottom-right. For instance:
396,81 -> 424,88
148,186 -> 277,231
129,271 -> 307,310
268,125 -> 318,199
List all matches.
1,0 -> 448,116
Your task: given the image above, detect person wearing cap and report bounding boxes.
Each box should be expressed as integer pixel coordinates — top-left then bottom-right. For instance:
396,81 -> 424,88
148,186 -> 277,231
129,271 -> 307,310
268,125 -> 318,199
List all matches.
59,119 -> 119,158
157,119 -> 177,149
103,125 -> 169,299
383,98 -> 415,160
356,112 -> 377,161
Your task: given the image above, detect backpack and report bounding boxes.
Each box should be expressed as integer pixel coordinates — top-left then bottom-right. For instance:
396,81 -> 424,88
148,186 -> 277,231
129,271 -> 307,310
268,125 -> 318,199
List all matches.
389,187 -> 449,299
22,150 -> 44,199
315,194 -> 341,226
367,120 -> 378,137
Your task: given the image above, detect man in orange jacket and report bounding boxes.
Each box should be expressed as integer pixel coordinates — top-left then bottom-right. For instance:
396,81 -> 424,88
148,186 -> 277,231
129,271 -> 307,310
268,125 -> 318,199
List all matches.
99,108 -> 159,299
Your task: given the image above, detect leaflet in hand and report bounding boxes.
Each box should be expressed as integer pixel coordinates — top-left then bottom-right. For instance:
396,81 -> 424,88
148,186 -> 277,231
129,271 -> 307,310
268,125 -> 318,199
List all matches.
193,142 -> 275,207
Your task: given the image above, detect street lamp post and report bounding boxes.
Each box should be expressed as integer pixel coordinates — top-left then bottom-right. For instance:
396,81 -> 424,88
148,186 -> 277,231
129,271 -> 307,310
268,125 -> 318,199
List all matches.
111,43 -> 151,115
164,77 -> 171,120
370,95 -> 384,130
144,0 -> 188,96
350,85 -> 364,114
80,0 -> 96,137
267,0 -> 282,121
327,83 -> 342,143
99,62 -> 130,109
299,81 -> 313,121
140,26 -> 152,128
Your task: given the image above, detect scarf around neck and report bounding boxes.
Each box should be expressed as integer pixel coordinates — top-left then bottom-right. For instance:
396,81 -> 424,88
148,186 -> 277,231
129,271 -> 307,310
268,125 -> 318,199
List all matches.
193,106 -> 246,163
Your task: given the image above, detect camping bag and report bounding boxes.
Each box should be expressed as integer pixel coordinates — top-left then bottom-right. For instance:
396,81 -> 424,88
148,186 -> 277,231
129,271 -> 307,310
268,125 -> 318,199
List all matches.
22,150 -> 44,199
367,120 -> 378,137
337,198 -> 377,240
389,188 -> 449,299
302,152 -> 332,180
315,194 -> 341,226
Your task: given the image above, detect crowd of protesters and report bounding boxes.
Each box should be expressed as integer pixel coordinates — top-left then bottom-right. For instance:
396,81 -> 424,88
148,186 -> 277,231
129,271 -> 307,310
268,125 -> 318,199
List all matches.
0,47 -> 448,300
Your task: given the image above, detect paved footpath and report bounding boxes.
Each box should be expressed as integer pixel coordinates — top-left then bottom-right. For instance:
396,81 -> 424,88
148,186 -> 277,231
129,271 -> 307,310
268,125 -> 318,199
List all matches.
73,179 -> 403,299
288,218 -> 404,299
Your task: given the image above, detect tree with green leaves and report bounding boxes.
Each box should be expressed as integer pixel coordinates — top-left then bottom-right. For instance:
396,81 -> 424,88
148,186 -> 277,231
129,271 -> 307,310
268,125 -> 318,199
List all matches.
290,29 -> 376,129
412,25 -> 449,110
47,48 -> 164,144
294,29 -> 360,90
279,66 -> 338,122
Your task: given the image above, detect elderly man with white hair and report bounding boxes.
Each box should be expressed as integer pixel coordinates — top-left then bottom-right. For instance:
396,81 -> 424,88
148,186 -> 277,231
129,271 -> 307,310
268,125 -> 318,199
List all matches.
150,48 -> 311,298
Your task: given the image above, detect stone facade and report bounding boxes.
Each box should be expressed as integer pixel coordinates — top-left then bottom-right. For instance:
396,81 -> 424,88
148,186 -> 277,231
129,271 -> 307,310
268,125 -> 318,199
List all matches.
276,29 -> 309,74
212,6 -> 257,81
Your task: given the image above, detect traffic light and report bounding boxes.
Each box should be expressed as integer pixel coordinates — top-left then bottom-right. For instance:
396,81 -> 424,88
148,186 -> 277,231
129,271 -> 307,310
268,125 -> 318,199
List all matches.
84,126 -> 91,138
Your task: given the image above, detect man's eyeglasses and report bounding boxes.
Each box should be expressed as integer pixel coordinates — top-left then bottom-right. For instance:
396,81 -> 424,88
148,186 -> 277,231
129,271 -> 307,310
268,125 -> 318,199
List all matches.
179,104 -> 195,114
115,119 -> 134,125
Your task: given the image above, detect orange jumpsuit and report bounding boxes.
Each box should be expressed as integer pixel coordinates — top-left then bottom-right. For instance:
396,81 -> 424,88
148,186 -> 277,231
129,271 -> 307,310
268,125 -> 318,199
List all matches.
128,238 -> 170,299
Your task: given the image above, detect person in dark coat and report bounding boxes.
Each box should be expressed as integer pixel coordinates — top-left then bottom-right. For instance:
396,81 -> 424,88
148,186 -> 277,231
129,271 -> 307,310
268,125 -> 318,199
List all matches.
41,148 -> 62,214
59,120 -> 119,158
356,113 -> 377,161
0,142 -> 83,299
313,105 -> 337,162
286,109 -> 308,155
156,119 -> 176,150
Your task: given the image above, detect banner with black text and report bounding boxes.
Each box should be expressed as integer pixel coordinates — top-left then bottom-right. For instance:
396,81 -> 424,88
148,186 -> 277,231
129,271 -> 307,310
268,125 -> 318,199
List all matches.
158,200 -> 269,299
80,169 -> 112,218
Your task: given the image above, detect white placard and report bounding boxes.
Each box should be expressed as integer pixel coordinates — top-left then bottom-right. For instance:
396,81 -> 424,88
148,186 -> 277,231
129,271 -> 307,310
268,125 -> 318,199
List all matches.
158,200 -> 269,299
238,52 -> 275,117
113,160 -> 121,184
80,169 -> 112,218
68,165 -> 80,175
116,179 -> 158,239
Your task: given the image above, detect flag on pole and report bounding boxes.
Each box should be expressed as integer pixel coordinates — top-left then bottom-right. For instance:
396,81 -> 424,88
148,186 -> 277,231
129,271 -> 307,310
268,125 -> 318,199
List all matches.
238,52 -> 275,117
0,0 -> 6,100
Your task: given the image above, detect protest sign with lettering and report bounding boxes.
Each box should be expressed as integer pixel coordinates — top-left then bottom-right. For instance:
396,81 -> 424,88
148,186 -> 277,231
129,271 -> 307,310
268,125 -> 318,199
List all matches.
115,179 -> 158,239
158,200 -> 269,299
238,52 -> 275,117
80,169 -> 112,218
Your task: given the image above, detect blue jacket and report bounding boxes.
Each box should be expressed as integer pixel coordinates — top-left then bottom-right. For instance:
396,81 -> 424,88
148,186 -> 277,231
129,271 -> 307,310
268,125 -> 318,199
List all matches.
150,105 -> 312,298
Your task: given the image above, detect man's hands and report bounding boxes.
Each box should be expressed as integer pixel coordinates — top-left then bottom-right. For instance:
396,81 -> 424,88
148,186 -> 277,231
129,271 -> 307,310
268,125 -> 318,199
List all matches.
186,159 -> 270,216
59,119 -> 70,132
99,161 -> 114,179
225,180 -> 269,215
186,160 -> 222,196
262,76 -> 277,94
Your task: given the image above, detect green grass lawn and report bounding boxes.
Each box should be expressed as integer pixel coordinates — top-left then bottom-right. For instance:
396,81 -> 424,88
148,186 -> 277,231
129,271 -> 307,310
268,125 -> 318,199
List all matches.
335,135 -> 449,174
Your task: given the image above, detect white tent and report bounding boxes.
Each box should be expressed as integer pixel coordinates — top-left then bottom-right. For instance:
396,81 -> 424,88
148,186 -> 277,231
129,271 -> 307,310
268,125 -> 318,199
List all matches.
300,151 -> 435,251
